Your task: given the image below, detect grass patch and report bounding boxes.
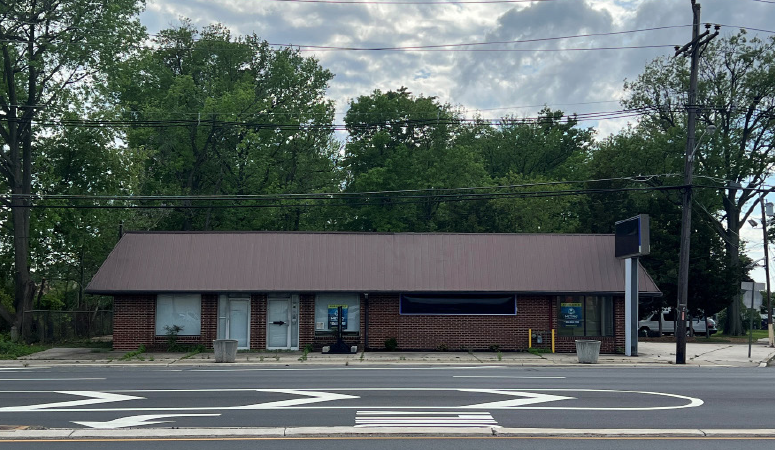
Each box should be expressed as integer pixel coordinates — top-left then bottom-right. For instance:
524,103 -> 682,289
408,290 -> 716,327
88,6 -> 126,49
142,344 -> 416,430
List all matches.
120,345 -> 146,361
527,347 -> 553,355
298,344 -> 314,362
694,329 -> 769,342
0,335 -> 46,360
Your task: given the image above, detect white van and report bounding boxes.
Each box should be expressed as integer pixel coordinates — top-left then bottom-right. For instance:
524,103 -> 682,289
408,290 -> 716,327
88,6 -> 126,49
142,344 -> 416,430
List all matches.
638,309 -> 717,336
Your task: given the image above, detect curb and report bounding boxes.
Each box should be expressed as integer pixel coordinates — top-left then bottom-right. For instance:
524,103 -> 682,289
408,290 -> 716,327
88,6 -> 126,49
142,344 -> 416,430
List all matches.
0,360 -> 761,369
3,427 -> 775,440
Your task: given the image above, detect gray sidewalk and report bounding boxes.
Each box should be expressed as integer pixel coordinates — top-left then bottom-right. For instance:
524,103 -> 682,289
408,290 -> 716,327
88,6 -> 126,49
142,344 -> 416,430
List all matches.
9,340 -> 775,368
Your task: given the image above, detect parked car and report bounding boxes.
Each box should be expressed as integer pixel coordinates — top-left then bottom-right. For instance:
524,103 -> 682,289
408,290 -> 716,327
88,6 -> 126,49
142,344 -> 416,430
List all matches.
638,309 -> 717,336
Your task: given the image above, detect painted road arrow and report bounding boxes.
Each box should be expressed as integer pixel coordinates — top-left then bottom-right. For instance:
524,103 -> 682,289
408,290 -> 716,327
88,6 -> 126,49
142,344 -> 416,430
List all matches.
236,389 -> 360,409
73,414 -> 220,429
460,389 -> 574,408
0,391 -> 143,412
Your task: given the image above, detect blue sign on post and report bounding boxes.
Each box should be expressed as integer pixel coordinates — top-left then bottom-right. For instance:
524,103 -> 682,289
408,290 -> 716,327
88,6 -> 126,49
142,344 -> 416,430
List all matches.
328,305 -> 348,328
561,302 -> 582,327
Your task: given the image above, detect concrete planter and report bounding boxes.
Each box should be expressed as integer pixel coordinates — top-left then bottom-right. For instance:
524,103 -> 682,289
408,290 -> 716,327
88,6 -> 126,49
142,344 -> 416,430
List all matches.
213,339 -> 238,363
575,340 -> 601,364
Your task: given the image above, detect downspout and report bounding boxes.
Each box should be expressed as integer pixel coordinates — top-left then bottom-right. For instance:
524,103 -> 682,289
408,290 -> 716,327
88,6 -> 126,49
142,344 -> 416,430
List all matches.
364,293 -> 369,350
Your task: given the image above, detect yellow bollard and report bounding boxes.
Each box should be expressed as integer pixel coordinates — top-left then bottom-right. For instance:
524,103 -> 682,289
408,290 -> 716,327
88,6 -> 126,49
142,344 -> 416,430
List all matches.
551,329 -> 555,353
528,328 -> 532,349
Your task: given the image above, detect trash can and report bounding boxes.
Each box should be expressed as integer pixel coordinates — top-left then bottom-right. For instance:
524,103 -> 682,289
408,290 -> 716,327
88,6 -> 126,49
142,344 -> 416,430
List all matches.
213,339 -> 238,363
575,340 -> 601,364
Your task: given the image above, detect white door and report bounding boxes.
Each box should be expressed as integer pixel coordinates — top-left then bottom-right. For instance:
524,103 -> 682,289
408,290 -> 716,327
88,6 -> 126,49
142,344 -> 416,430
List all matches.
229,299 -> 250,349
218,296 -> 250,350
267,298 -> 291,349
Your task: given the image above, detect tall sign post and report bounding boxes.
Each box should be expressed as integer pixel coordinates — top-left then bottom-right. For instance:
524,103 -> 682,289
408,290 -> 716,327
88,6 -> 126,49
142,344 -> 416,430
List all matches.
615,215 -> 650,357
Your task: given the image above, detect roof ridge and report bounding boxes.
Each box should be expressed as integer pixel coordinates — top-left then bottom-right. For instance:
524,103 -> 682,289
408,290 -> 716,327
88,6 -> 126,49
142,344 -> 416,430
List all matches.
124,231 -> 615,236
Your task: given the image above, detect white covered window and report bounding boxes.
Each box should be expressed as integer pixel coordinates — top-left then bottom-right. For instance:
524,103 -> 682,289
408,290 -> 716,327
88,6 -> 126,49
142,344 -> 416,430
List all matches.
314,293 -> 360,333
156,294 -> 201,336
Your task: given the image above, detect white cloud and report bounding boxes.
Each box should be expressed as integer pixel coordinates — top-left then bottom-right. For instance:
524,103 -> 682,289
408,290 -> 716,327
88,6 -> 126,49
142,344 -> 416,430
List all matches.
139,0 -> 771,132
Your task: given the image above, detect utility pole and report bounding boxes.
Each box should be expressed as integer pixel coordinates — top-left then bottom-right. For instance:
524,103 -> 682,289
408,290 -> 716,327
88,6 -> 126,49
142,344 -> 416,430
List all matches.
673,0 -> 719,364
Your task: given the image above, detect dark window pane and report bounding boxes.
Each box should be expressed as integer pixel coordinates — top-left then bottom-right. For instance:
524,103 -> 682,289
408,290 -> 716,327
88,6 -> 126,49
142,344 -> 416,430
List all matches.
558,296 -> 585,336
400,294 -> 516,315
557,296 -> 614,337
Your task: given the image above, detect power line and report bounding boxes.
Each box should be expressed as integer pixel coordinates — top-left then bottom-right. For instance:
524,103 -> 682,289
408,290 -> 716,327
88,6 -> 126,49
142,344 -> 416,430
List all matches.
299,44 -> 678,52
1,183 -> 733,210
274,25 -> 690,51
716,24 -> 775,34
8,175 -> 680,202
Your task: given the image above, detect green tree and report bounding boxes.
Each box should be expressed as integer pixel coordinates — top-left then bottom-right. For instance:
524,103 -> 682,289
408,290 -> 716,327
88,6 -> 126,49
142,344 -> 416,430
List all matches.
0,0 -> 146,329
622,31 -> 775,334
114,22 -> 340,232
581,127 -> 743,320
340,88 -> 490,232
471,109 -> 594,180
31,108 -> 149,312
457,110 -> 593,233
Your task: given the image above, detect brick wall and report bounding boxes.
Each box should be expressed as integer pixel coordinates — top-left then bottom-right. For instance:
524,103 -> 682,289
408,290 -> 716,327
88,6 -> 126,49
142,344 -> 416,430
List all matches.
250,294 -> 267,350
364,294 -> 556,352
364,294 -> 625,354
114,294 -> 218,351
114,293 -> 627,354
113,295 -> 156,350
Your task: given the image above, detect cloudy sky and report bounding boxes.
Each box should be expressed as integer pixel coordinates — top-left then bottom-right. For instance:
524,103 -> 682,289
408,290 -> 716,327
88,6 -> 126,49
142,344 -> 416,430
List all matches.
139,0 -> 772,133
138,0 -> 775,284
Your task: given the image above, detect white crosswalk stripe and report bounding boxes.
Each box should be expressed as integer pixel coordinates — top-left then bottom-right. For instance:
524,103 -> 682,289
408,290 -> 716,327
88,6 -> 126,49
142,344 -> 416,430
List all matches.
355,411 -> 498,428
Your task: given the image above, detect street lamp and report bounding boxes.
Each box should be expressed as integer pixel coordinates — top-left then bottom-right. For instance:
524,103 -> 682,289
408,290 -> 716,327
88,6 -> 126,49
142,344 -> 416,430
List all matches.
689,125 -> 716,162
749,197 -> 774,348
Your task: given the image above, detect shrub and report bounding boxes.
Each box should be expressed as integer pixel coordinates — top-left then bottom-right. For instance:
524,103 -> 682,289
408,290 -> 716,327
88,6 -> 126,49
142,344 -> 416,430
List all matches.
164,325 -> 185,352
0,334 -> 45,359
384,337 -> 398,351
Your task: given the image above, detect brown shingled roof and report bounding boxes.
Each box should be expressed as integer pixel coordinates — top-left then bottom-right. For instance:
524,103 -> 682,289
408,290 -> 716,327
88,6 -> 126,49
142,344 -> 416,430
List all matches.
85,231 -> 661,295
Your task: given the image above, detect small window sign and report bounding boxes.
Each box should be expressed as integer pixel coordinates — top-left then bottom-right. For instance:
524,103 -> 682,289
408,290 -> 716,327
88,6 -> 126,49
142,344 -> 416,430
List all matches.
328,305 -> 348,328
561,302 -> 583,327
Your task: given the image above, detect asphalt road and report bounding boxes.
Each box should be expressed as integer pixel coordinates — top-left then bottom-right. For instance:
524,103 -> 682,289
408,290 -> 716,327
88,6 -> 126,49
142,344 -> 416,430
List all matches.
4,438 -> 775,450
0,364 -> 772,431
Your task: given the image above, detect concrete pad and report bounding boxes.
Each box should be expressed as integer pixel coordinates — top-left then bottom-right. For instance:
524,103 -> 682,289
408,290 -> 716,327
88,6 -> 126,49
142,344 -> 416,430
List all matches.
702,429 -> 775,436
6,427 -> 775,440
0,429 -> 73,439
18,348 -> 104,360
285,426 -> 493,436
68,427 -> 286,438
497,428 -> 706,436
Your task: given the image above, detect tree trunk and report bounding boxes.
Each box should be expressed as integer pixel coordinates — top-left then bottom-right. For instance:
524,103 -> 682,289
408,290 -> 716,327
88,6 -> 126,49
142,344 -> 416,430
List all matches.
11,181 -> 35,331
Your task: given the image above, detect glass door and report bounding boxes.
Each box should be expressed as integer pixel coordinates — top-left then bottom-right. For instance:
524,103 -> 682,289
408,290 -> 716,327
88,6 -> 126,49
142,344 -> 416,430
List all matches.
217,295 -> 250,349
229,299 -> 250,349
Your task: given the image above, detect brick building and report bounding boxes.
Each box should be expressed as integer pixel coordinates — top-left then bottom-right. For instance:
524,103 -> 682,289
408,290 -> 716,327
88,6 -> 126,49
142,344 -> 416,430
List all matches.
86,232 -> 660,353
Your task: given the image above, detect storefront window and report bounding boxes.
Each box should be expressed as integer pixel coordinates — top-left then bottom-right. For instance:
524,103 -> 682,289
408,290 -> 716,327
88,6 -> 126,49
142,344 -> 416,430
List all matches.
314,293 -> 360,333
557,295 -> 613,337
156,294 -> 201,336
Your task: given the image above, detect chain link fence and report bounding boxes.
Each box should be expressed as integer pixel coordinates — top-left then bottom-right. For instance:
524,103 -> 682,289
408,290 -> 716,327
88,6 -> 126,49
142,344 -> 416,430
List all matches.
21,310 -> 112,343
